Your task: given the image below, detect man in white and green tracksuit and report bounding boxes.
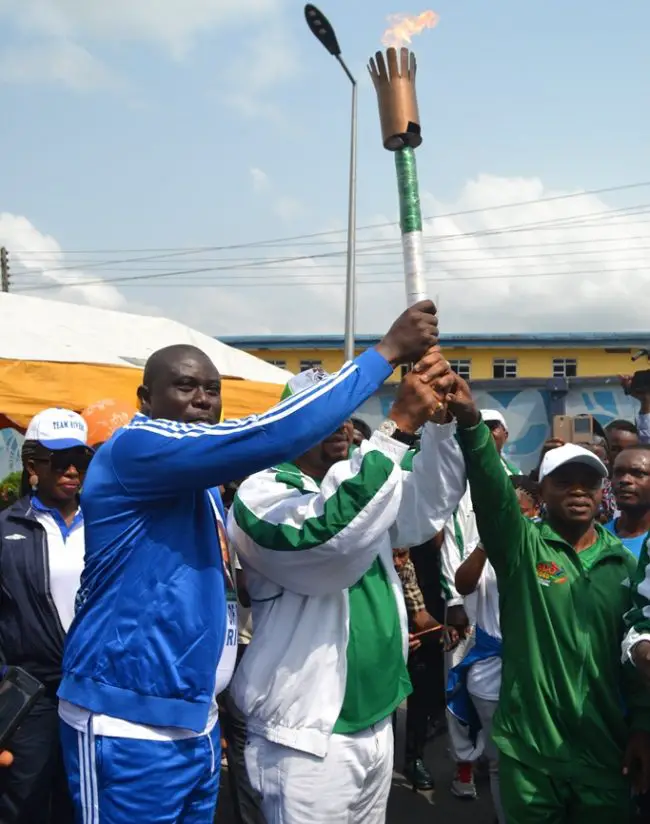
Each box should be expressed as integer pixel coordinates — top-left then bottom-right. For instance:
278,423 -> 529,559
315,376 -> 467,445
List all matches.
227,353 -> 466,823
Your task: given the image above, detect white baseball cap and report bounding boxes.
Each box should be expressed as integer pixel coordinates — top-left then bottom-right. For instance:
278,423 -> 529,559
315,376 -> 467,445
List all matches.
25,408 -> 90,451
481,409 -> 508,432
539,443 -> 608,483
281,367 -> 329,400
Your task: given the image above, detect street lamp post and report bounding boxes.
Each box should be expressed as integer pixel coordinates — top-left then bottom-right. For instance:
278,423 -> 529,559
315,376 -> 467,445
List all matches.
304,4 -> 357,364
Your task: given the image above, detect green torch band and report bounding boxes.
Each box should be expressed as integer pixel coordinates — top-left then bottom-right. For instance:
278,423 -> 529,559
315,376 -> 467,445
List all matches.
394,146 -> 426,306
394,147 -> 423,234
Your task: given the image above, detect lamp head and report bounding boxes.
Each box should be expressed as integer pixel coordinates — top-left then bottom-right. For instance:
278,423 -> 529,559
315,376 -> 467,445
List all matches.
304,4 -> 342,57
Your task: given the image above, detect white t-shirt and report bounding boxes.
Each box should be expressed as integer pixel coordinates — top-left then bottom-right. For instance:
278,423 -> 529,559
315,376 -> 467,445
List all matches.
32,507 -> 84,633
466,559 -> 502,702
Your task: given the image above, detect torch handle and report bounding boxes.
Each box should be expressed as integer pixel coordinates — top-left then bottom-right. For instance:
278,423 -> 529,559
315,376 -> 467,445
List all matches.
395,147 -> 443,407
394,147 -> 427,306
401,232 -> 427,306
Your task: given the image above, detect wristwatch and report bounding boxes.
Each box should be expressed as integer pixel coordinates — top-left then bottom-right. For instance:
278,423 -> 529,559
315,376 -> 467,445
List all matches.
378,419 -> 418,447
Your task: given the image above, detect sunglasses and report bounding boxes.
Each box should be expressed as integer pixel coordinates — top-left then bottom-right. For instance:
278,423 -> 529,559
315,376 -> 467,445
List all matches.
34,449 -> 93,473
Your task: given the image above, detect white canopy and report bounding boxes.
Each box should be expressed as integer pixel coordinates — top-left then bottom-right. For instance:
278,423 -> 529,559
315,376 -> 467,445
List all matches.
0,293 -> 291,384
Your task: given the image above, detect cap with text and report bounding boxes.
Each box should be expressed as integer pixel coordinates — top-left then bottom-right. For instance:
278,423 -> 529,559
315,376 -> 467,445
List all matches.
25,408 -> 90,451
538,443 -> 608,483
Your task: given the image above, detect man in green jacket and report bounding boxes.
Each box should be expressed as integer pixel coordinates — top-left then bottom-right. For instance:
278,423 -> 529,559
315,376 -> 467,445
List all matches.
435,371 -> 650,823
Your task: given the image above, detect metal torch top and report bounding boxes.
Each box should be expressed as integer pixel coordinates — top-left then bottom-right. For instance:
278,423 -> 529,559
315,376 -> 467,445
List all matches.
368,47 -> 422,151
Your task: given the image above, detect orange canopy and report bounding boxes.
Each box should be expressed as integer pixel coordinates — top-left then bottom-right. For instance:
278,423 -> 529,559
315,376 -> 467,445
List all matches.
0,359 -> 283,430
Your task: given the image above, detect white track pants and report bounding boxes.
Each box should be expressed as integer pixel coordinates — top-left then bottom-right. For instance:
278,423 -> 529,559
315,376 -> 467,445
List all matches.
244,716 -> 393,824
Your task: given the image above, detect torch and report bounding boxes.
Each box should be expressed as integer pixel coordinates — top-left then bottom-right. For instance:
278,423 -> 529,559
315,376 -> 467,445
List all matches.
368,12 -> 439,307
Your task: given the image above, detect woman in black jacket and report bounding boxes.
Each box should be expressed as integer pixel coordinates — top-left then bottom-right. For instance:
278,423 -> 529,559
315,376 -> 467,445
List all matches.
0,408 -> 93,824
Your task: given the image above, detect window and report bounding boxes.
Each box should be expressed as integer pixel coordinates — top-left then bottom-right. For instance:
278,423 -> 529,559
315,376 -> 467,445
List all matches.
265,359 -> 287,369
300,359 -> 322,372
552,358 -> 577,378
449,359 -> 472,380
492,358 -> 518,379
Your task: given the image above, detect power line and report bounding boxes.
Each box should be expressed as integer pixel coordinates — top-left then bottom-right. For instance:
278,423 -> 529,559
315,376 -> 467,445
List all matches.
12,180 -> 650,257
13,205 -> 650,291
10,202 -> 650,279
13,242 -> 650,281
24,266 -> 648,289
14,263 -> 650,293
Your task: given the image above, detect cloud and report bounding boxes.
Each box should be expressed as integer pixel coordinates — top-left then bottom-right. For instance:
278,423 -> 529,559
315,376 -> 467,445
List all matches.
248,168 -> 306,223
225,26 -> 298,120
0,213 -> 126,309
272,196 -> 305,223
250,168 -> 270,193
415,174 -> 650,332
0,0 -> 283,58
0,0 -> 288,91
0,40 -> 119,90
179,245 -> 343,338
9,173 -> 644,344
172,173 -> 650,337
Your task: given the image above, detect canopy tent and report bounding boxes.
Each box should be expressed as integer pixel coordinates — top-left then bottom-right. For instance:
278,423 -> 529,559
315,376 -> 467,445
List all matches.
0,293 -> 291,429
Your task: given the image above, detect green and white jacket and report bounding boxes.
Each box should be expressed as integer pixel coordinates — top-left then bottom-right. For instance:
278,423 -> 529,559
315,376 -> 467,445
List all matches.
227,422 -> 465,756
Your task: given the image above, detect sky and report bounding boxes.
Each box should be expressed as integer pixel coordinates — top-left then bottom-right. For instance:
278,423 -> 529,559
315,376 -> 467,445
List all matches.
1,0 -> 650,339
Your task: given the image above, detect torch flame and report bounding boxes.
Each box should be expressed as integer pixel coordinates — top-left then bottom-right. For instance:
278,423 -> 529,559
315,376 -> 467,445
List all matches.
381,11 -> 440,49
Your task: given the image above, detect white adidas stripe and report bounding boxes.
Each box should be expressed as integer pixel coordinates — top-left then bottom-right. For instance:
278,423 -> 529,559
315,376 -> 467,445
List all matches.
123,361 -> 359,441
78,724 -> 99,824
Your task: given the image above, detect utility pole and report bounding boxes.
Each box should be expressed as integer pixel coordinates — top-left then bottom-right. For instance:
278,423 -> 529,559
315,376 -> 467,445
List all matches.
0,247 -> 8,293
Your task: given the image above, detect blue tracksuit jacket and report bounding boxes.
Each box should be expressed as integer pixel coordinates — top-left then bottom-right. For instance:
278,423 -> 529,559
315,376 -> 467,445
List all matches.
59,349 -> 392,732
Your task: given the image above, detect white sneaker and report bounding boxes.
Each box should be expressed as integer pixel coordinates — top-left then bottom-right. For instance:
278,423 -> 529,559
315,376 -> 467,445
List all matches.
450,763 -> 477,800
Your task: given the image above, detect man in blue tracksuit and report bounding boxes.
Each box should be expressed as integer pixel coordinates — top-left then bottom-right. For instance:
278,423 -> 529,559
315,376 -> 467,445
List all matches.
57,302 -> 442,823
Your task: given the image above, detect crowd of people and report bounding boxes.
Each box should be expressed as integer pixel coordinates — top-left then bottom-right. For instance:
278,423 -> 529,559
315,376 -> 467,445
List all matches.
1,299 -> 650,823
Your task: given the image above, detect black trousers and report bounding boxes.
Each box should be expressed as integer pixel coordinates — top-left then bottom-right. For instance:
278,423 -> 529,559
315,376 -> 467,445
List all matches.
405,639 -> 445,764
0,693 -> 73,824
217,647 -> 265,824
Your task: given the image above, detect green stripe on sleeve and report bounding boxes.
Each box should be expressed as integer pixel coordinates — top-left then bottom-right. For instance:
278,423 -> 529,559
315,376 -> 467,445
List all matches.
625,534 -> 650,633
233,451 -> 395,551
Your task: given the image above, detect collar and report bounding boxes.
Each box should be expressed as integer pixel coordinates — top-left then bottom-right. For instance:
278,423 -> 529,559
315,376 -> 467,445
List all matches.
31,495 -> 83,541
538,520 -> 629,564
273,462 -> 322,492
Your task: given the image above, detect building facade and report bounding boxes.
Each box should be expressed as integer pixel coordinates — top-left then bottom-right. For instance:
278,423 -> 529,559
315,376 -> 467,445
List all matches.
221,333 -> 650,472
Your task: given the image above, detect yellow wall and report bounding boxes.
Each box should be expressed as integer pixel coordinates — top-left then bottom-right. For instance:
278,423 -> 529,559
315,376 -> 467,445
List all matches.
250,346 -> 636,381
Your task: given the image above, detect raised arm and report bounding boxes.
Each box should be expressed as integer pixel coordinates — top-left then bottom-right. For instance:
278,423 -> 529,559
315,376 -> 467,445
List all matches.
390,421 -> 466,549
455,546 -> 488,597
109,302 -> 442,499
229,360 -> 449,596
382,351 -> 466,549
445,376 -> 527,582
228,431 -> 410,596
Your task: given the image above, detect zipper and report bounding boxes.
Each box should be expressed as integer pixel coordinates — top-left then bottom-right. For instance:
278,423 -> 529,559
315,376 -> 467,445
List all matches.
568,547 -> 623,705
208,731 -> 216,775
573,563 -> 590,702
40,530 -> 66,643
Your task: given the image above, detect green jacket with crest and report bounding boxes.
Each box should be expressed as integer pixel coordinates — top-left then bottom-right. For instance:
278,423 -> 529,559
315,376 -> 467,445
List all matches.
458,420 -> 650,788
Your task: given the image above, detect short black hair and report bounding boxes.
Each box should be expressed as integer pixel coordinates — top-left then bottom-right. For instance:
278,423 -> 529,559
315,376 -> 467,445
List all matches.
618,443 -> 650,455
511,474 -> 540,499
351,417 -> 372,440
605,418 -> 638,435
142,345 -> 214,389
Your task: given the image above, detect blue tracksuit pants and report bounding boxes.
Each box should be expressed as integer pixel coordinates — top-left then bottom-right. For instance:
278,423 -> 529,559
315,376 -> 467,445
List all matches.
60,718 -> 221,823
